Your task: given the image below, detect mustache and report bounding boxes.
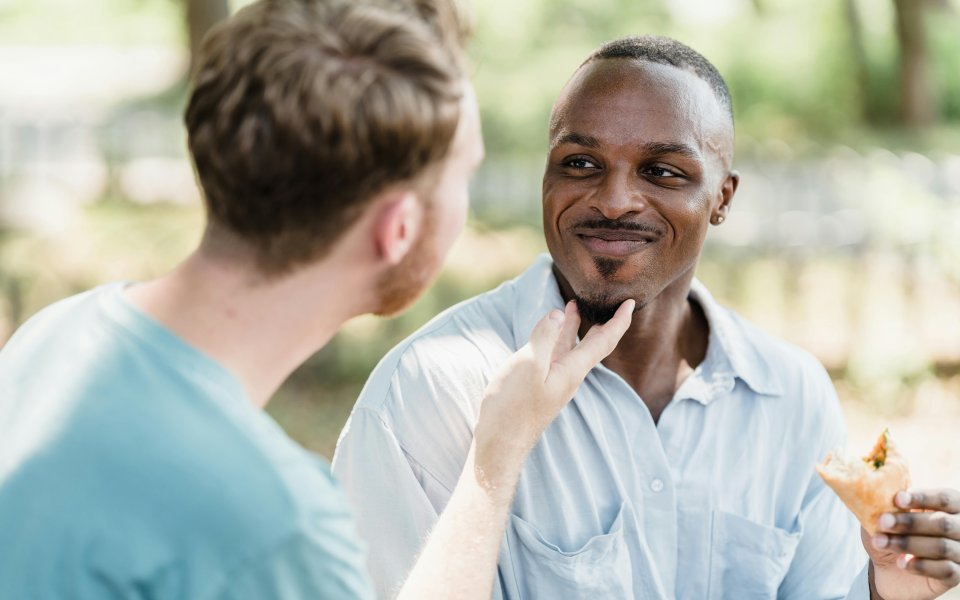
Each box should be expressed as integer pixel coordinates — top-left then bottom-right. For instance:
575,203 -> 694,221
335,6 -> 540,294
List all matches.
572,218 -> 664,235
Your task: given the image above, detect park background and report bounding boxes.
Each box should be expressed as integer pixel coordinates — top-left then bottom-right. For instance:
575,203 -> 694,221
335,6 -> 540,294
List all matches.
1,0 -> 958,519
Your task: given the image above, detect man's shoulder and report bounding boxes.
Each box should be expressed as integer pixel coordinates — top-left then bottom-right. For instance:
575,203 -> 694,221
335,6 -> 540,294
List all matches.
724,307 -> 827,373
0,285 -> 106,355
0,395 -> 356,595
136,418 -> 357,566
713,302 -> 838,417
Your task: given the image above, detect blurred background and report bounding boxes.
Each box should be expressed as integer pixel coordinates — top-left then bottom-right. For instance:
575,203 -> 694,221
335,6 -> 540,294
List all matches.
1,0 -> 958,498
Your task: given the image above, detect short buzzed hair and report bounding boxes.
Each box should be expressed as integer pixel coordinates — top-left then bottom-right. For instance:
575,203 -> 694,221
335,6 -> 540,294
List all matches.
585,35 -> 733,123
185,0 -> 468,274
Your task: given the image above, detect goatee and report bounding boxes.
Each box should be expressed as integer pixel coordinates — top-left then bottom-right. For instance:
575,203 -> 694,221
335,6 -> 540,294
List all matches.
574,291 -> 642,324
593,256 -> 622,279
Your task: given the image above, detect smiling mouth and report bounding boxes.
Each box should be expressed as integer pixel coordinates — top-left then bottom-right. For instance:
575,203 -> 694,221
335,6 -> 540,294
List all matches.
574,228 -> 660,257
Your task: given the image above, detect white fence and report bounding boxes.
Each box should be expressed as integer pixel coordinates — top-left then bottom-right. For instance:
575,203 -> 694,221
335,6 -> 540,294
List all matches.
2,109 -> 959,256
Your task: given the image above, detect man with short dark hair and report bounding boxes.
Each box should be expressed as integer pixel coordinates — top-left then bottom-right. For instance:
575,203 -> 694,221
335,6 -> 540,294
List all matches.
0,1 -> 635,598
335,35 -> 960,600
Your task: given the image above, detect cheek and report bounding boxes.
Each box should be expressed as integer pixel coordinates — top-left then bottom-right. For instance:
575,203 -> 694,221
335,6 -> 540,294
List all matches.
669,200 -> 711,254
437,186 -> 469,252
541,187 -> 572,237
541,199 -> 566,255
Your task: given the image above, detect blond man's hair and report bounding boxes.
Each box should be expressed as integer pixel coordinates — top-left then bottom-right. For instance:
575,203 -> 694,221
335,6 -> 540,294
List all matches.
185,0 -> 469,273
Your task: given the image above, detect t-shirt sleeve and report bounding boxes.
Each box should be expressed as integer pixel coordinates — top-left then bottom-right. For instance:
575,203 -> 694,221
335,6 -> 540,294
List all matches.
214,516 -> 374,600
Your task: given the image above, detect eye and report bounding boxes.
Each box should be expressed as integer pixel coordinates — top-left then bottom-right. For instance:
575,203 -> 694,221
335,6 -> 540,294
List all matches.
563,157 -> 599,170
642,165 -> 681,179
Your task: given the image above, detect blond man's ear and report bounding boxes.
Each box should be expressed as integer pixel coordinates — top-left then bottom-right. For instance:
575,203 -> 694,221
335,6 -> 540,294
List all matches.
372,190 -> 423,265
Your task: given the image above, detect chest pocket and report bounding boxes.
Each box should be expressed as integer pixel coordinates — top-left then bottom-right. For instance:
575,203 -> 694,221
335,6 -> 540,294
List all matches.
708,510 -> 801,599
506,502 -> 632,600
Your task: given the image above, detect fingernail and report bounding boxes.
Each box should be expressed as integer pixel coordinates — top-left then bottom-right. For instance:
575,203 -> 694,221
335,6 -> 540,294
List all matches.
897,554 -> 911,569
549,310 -> 565,324
879,513 -> 896,530
896,491 -> 911,507
872,534 -> 889,550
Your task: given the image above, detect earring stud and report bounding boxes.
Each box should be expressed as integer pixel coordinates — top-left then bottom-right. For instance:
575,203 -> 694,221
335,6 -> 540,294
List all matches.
714,215 -> 724,225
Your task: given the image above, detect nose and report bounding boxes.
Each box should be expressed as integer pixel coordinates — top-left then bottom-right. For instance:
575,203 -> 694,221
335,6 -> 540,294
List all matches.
592,166 -> 646,220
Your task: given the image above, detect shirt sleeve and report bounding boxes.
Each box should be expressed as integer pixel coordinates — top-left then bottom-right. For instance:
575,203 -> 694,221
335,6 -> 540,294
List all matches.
214,519 -> 375,600
843,563 -> 872,600
777,372 -> 869,600
332,407 -> 444,600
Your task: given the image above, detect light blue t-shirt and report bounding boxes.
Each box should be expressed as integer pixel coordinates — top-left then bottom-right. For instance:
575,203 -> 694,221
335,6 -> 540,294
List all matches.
0,283 -> 374,599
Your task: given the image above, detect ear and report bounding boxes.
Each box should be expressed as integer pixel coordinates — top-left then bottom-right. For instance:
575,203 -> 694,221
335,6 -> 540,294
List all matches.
373,190 -> 422,265
711,170 -> 739,225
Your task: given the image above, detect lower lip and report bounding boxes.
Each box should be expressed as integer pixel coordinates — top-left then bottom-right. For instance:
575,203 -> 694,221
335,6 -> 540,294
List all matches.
578,235 -> 654,257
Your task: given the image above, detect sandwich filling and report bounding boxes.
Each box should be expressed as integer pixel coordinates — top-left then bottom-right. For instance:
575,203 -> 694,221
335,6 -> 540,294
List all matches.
816,427 -> 910,535
865,428 -> 890,470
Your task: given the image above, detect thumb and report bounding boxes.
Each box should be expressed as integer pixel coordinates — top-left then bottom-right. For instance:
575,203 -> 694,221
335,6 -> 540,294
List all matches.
552,298 -> 634,384
526,309 -> 566,369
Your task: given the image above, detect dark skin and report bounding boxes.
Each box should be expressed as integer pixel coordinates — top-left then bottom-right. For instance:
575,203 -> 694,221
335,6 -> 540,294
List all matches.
542,58 -> 736,423
868,490 -> 960,599
541,57 -> 960,598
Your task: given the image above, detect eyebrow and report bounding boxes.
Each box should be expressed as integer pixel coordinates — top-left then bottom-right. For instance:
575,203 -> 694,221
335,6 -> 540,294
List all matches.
553,133 -> 701,161
640,142 -> 701,161
553,132 -> 601,149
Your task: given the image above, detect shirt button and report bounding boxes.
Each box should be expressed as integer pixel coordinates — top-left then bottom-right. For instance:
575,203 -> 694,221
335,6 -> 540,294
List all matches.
650,478 -> 664,493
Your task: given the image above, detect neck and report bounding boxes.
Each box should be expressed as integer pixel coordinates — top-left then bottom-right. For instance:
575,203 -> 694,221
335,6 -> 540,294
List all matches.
564,269 -> 709,421
125,249 -> 376,409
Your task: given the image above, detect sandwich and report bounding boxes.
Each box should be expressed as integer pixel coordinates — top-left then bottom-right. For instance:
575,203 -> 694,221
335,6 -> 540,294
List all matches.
816,428 -> 911,535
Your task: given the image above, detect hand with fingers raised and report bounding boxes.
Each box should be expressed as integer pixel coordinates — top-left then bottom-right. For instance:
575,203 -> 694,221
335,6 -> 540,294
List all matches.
472,298 -> 635,496
866,488 -> 960,600
395,299 -> 635,600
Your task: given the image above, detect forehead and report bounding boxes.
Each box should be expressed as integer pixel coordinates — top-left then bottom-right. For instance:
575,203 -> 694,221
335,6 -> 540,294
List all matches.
550,58 -> 729,152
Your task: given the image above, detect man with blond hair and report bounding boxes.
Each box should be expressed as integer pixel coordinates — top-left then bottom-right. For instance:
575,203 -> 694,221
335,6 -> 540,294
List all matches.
0,1 -> 634,598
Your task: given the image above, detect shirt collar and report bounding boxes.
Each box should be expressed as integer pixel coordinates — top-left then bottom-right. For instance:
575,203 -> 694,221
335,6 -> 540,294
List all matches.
510,254 -> 784,401
511,254 -> 567,351
687,279 -> 784,398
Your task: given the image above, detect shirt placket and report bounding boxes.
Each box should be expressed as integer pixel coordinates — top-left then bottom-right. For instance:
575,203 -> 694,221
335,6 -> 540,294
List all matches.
597,366 -> 680,599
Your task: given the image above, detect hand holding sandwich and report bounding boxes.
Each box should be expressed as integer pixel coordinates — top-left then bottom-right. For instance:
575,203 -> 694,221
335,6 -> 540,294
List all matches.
818,430 -> 960,599
867,488 -> 960,600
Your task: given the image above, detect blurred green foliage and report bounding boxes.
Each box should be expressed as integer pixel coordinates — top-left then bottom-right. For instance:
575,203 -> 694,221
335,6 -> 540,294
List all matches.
2,0 -> 960,456
464,0 -> 960,157
5,0 -> 957,149
0,0 -> 184,45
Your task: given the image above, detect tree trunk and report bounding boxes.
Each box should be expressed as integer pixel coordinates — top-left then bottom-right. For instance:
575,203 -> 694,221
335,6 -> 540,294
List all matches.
186,0 -> 231,75
892,0 -> 939,126
845,0 -> 877,123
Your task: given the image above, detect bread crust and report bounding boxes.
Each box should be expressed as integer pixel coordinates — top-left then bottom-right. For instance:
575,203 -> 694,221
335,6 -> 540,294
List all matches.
816,430 -> 911,535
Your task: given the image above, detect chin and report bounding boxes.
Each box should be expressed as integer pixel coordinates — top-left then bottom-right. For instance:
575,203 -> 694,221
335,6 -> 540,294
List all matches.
373,260 -> 438,317
374,228 -> 442,317
374,274 -> 429,316
373,298 -> 415,318
575,283 -> 647,318
558,263 -> 652,321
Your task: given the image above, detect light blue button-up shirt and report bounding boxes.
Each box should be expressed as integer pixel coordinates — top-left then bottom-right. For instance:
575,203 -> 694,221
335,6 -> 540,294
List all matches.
333,254 -> 870,599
